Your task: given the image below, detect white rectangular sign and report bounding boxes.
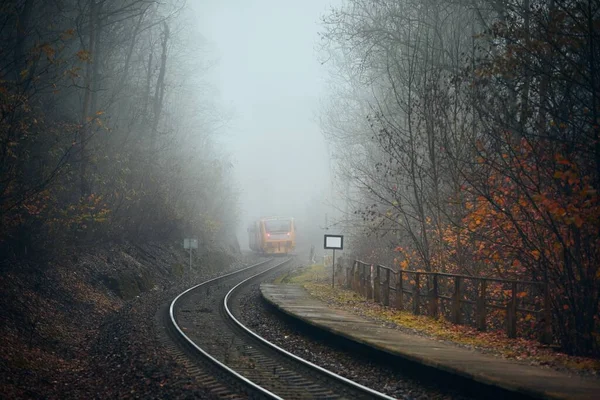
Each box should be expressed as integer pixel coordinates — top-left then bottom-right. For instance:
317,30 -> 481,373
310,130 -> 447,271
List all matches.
324,234 -> 343,250
184,238 -> 198,249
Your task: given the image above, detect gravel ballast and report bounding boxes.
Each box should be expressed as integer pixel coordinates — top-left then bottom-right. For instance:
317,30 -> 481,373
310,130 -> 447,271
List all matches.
236,282 -> 475,400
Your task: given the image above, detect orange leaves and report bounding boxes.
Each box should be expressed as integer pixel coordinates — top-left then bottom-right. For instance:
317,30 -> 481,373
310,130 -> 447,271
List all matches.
40,43 -> 56,60
76,49 -> 91,62
518,197 -> 529,208
457,138 -> 599,281
573,215 -> 585,229
60,28 -> 75,40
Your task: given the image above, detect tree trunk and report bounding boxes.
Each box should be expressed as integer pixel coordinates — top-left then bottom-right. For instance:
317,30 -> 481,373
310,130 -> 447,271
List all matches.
80,0 -> 97,198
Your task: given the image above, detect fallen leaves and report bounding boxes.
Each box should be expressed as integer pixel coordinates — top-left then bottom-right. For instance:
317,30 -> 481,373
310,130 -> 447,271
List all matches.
292,265 -> 600,378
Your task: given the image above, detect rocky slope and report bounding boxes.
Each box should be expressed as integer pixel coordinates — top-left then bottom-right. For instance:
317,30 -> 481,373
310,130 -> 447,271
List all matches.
0,241 -> 243,399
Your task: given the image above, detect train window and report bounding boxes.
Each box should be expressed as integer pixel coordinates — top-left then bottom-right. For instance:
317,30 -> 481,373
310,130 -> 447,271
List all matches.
264,219 -> 291,232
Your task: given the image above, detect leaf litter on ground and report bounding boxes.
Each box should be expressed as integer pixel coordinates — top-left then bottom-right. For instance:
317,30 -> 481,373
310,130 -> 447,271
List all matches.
283,263 -> 600,379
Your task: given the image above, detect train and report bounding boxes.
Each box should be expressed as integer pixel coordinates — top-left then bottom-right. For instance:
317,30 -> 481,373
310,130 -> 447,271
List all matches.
248,216 -> 296,255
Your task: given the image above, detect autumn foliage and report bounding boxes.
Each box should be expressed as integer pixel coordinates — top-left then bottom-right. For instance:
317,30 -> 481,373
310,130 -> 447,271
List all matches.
1,2 -> 238,260
322,0 -> 600,355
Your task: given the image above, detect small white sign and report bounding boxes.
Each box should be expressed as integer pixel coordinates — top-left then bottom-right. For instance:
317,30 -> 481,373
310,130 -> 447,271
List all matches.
324,234 -> 343,250
184,238 -> 198,249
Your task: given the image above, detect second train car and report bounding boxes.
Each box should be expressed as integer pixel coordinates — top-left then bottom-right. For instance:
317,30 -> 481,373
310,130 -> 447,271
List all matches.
248,216 -> 296,255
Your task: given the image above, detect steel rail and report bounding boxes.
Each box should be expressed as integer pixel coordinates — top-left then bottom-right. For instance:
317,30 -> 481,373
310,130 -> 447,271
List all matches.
224,262 -> 397,400
169,258 -> 283,400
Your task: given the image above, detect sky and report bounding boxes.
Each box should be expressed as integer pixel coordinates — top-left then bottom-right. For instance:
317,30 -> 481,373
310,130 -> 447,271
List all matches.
191,0 -> 339,249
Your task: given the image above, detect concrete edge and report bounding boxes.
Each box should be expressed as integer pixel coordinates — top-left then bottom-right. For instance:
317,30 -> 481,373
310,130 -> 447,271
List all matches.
260,284 -> 567,400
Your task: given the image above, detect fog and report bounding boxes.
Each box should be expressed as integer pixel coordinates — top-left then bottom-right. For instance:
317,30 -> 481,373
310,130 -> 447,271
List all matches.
192,1 -> 338,253
2,0 -> 597,363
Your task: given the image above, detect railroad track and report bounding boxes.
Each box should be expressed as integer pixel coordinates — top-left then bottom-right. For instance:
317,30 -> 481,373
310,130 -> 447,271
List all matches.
166,257 -> 396,399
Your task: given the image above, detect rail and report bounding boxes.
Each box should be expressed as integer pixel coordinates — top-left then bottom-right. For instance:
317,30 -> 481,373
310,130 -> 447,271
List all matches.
170,257 -> 395,399
345,260 -> 552,343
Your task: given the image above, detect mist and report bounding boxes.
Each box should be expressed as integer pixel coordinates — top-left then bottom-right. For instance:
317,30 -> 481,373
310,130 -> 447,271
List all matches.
192,0 -> 338,254
2,0 -> 599,392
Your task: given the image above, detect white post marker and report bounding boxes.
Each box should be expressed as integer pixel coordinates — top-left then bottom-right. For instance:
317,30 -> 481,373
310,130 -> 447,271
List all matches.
183,238 -> 198,271
324,234 -> 343,288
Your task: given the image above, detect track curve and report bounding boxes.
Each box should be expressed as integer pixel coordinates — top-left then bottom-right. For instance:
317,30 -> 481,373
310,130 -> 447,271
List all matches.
168,257 -> 397,399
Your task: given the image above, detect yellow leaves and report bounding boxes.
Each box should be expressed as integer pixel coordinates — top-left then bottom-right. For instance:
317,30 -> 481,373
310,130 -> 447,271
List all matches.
531,250 -> 541,260
76,49 -> 91,62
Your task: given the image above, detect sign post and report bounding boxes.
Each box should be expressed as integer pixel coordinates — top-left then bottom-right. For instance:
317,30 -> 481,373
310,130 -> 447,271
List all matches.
324,234 -> 343,288
183,238 -> 198,272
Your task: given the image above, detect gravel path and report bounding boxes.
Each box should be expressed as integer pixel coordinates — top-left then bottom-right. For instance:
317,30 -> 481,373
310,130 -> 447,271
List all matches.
236,282 -> 476,400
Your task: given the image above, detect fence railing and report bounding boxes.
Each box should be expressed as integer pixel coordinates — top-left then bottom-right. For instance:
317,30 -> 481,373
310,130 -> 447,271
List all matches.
346,260 -> 552,343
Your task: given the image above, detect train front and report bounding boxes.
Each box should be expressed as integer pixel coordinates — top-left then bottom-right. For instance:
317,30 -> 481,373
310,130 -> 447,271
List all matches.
261,217 -> 295,255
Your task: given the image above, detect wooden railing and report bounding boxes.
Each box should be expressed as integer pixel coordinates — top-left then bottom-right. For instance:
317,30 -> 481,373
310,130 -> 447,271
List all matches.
346,260 -> 552,343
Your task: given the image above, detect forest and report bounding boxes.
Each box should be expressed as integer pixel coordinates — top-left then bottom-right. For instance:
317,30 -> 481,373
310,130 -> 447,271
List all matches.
1,0 -> 598,360
0,1 -> 238,257
320,0 -> 599,356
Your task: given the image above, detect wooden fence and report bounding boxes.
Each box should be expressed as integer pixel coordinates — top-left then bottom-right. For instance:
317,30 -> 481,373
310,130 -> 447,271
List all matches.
345,260 -> 552,343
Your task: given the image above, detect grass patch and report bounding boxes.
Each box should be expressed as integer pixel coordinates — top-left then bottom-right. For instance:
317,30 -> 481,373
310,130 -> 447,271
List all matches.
278,263 -> 330,284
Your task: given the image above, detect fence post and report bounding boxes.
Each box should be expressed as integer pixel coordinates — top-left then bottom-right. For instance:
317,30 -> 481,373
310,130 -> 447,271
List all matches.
383,268 -> 390,306
353,262 -> 359,292
507,281 -> 517,338
374,266 -> 381,303
362,264 -> 367,297
413,272 -> 420,315
540,282 -> 552,344
346,267 -> 351,289
366,265 -> 373,300
358,264 -> 364,296
452,276 -> 462,324
476,279 -> 487,331
396,271 -> 403,310
429,274 -> 439,318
